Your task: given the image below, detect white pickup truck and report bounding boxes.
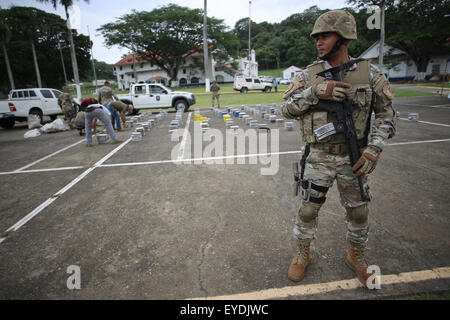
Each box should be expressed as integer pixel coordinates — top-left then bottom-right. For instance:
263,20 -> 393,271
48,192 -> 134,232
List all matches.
117,83 -> 196,112
0,88 -> 64,128
0,100 -> 15,129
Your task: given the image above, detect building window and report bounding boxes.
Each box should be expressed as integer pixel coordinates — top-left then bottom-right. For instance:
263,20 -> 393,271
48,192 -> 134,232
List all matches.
179,78 -> 187,85
113,67 -> 116,71
183,69 -> 186,74
432,64 -> 440,75
140,63 -> 144,68
191,77 -> 199,84
120,66 -> 122,70
120,75 -> 124,79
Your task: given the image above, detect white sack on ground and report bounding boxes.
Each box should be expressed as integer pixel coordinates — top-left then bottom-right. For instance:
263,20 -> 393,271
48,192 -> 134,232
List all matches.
24,128 -> 41,138
41,118 -> 70,133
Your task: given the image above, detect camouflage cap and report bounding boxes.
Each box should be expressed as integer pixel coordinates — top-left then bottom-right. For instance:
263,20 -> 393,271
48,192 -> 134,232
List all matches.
310,10 -> 357,40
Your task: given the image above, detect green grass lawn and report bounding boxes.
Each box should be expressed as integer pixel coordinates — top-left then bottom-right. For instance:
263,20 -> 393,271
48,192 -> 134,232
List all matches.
193,91 -> 285,108
259,68 -> 285,78
66,83 -> 437,108
418,82 -> 450,88
392,88 -> 436,97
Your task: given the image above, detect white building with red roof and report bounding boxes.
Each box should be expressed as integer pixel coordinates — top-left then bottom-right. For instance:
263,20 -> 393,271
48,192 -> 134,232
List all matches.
113,51 -> 243,90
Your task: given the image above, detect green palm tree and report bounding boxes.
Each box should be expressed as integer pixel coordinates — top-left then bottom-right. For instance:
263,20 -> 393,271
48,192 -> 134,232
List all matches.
0,14 -> 15,90
37,0 -> 89,97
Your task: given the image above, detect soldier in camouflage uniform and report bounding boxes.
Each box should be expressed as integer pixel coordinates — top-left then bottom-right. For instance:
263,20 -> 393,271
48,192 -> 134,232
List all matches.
57,88 -> 78,129
210,80 -> 221,108
98,81 -> 122,131
283,10 -> 397,287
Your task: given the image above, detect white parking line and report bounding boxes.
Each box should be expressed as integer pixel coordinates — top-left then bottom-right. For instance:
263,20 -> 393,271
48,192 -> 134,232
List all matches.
399,118 -> 450,128
387,138 -> 450,146
177,112 -> 192,161
0,138 -> 131,244
14,139 -> 85,172
0,166 -> 84,176
1,138 -> 449,176
100,150 -> 303,167
190,266 -> 450,300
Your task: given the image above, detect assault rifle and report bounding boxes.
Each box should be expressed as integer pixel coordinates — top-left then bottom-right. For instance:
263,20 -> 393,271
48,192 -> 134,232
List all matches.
313,58 -> 369,202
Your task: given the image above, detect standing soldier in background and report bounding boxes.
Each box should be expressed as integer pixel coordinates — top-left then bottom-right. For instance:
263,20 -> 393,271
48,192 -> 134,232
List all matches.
211,80 -> 221,108
98,81 -> 122,131
282,10 -> 397,287
57,88 -> 78,129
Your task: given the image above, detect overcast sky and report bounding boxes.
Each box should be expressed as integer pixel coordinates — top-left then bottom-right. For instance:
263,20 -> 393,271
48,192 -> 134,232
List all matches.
1,0 -> 352,65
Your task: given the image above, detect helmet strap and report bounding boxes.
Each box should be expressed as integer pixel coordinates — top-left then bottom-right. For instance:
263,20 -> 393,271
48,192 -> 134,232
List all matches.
319,37 -> 343,61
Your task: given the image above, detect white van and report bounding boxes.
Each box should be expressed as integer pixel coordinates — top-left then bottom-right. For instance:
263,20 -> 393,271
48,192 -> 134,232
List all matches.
233,76 -> 273,93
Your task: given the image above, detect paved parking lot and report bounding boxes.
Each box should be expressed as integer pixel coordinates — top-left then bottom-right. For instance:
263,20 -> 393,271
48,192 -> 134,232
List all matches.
0,95 -> 449,300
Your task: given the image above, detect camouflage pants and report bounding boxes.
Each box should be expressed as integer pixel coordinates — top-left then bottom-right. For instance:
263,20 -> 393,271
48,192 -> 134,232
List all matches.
294,146 -> 371,245
62,105 -> 76,126
212,93 -> 220,107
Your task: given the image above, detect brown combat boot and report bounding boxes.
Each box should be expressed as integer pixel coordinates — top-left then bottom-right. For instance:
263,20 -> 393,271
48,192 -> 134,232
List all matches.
345,243 -> 374,287
288,242 -> 311,282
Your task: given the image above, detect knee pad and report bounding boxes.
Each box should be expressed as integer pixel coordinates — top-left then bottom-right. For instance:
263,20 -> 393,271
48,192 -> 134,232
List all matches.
299,202 -> 321,223
346,204 -> 369,226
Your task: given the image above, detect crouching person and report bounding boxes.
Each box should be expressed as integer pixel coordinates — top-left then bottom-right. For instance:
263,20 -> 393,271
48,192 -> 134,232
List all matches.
80,98 -> 123,147
110,100 -> 133,129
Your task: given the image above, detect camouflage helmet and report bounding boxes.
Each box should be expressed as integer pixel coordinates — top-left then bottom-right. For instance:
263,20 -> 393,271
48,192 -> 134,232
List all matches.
310,10 -> 357,40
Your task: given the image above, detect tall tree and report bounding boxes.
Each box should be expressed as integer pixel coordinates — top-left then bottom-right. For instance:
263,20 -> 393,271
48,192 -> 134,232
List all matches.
0,6 -> 91,91
0,13 -> 14,90
7,7 -> 43,87
98,4 -> 229,86
347,0 -> 450,80
37,0 -> 89,97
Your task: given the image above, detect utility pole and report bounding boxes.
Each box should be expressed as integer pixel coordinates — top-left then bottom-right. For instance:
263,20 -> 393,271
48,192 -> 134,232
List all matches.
248,0 -> 252,57
378,0 -> 385,75
57,37 -> 68,84
65,6 -> 81,100
87,25 -> 98,90
203,0 -> 210,92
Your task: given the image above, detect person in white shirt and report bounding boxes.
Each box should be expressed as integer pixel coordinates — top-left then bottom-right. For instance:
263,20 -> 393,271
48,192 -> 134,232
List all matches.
80,98 -> 123,147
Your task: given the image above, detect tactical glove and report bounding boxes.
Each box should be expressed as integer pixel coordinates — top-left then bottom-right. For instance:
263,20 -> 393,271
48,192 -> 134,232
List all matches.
352,145 -> 382,176
313,80 -> 351,102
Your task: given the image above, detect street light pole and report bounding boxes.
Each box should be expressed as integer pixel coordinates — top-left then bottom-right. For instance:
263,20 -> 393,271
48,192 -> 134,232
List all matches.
88,25 -> 98,90
65,6 -> 82,100
248,0 -> 251,56
57,38 -> 68,84
203,0 -> 210,92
